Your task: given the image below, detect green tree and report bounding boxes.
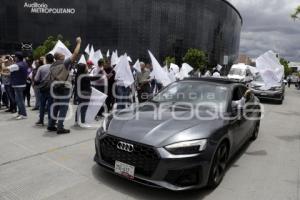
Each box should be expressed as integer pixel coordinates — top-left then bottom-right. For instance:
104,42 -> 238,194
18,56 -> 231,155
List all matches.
182,48 -> 208,71
33,34 -> 70,59
280,58 -> 292,77
164,56 -> 176,67
291,6 -> 300,20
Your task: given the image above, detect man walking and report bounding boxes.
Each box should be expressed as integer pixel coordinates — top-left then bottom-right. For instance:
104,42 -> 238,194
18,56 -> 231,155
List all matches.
47,37 -> 81,134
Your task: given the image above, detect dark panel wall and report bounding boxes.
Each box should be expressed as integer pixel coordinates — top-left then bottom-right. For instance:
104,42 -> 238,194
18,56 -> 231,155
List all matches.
0,0 -> 242,65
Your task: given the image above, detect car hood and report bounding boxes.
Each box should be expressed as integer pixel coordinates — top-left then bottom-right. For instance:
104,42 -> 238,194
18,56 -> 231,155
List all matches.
251,81 -> 281,90
107,104 -> 226,147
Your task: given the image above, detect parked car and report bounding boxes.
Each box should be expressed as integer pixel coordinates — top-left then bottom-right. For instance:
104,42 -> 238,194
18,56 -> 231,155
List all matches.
250,75 -> 285,104
94,78 -> 261,191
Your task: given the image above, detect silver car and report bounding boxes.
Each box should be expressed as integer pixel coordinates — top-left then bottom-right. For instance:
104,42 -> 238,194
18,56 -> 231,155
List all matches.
94,78 -> 261,191
250,75 -> 285,104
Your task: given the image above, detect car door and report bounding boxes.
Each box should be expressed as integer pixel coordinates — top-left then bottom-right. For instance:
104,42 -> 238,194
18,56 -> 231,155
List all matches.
229,85 -> 249,150
239,85 -> 256,140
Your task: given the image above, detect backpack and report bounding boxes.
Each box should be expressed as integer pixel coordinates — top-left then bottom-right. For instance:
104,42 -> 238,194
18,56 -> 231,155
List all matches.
38,61 -> 70,92
50,60 -> 69,82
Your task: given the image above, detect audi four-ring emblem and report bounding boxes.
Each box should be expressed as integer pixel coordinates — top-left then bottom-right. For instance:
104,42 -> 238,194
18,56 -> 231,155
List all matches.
117,141 -> 134,152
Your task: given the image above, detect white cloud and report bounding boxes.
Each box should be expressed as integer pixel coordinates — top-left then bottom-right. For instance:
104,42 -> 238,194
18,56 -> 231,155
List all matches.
228,0 -> 300,61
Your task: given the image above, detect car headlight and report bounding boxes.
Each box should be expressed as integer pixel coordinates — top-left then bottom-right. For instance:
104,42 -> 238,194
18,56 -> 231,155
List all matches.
165,139 -> 208,155
102,117 -> 108,132
272,86 -> 282,91
96,117 -> 109,137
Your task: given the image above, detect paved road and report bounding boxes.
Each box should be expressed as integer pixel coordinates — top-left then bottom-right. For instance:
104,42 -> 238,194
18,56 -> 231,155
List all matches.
0,88 -> 299,200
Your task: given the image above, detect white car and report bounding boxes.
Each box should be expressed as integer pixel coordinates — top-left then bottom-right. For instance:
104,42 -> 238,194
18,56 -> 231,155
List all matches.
227,63 -> 256,83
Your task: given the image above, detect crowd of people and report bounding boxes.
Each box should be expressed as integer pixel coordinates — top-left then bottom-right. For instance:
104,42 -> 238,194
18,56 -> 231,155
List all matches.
2,37 -> 218,134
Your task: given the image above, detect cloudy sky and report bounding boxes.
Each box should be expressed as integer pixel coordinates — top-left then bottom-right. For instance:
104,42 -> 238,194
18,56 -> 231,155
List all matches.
228,0 -> 300,61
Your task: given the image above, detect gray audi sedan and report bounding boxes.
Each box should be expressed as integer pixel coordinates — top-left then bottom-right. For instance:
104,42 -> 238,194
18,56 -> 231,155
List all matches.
94,78 -> 261,191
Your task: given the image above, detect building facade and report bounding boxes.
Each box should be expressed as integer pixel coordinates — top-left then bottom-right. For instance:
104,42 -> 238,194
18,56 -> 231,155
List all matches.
0,0 -> 242,65
238,54 -> 255,66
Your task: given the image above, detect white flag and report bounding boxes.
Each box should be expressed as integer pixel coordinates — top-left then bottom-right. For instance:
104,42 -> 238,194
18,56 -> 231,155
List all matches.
91,50 -> 103,66
49,40 -> 72,58
170,63 -> 180,74
85,87 -> 108,123
216,64 -> 223,71
179,63 -> 193,80
88,46 -> 95,63
256,51 -> 284,89
148,50 -> 172,86
127,56 -> 132,63
85,44 -> 90,55
163,65 -> 168,73
99,50 -> 104,60
115,54 -> 135,87
168,71 -> 176,82
106,50 -> 110,58
90,45 -> 95,54
133,59 -> 141,73
111,51 -> 119,66
78,55 -> 87,65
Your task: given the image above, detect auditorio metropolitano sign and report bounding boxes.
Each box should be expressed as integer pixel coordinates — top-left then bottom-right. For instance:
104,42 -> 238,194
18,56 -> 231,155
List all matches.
24,2 -> 76,14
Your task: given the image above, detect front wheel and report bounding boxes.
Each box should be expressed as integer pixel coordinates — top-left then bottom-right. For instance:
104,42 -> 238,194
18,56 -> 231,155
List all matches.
207,142 -> 229,189
250,121 -> 260,141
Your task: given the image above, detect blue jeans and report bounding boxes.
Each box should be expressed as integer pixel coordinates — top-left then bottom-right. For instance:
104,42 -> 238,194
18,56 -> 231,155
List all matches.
33,86 -> 41,109
39,90 -> 52,124
48,88 -> 71,130
5,85 -> 16,110
14,87 -> 27,116
115,85 -> 131,110
75,97 -> 89,124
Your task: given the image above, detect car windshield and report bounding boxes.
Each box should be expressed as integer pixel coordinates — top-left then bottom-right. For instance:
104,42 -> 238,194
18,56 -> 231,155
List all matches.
151,81 -> 229,112
228,68 -> 245,76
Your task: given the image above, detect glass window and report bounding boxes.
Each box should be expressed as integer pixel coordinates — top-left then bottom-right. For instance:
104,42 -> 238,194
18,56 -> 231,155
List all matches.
152,81 -> 229,111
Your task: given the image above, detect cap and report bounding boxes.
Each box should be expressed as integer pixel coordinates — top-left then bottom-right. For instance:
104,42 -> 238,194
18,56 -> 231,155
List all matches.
87,60 -> 94,65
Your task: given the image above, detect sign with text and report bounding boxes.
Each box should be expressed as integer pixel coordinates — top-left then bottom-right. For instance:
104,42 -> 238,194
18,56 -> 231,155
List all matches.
24,2 -> 76,14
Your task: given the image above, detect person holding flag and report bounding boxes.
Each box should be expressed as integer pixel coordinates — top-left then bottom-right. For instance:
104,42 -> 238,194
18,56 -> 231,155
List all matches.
47,37 -> 82,134
114,54 -> 134,110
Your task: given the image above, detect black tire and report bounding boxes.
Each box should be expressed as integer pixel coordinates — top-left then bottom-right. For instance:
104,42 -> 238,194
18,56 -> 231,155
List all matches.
250,121 -> 260,141
207,142 -> 229,189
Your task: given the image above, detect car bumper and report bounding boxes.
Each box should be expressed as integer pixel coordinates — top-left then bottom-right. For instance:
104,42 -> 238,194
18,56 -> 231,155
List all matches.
94,134 -> 216,191
251,89 -> 284,101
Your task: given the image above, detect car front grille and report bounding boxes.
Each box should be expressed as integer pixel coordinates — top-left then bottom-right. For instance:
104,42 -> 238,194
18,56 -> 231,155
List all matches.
100,135 -> 160,177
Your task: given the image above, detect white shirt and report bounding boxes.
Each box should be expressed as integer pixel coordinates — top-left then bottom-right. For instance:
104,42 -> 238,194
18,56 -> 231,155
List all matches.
7,64 -> 19,72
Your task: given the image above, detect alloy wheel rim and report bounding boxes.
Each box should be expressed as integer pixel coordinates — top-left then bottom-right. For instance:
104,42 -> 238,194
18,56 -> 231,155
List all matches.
213,144 -> 228,183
